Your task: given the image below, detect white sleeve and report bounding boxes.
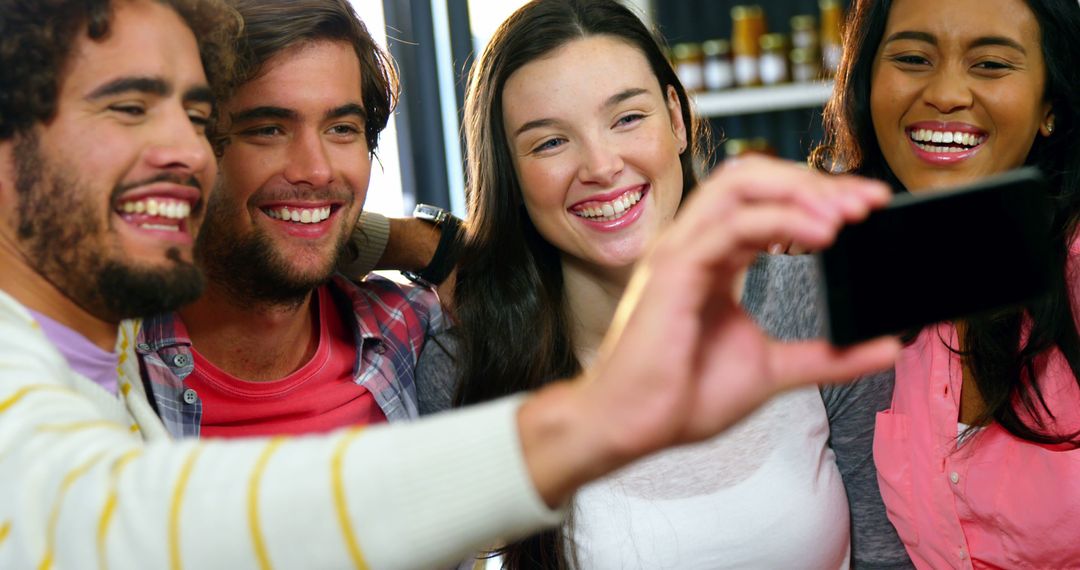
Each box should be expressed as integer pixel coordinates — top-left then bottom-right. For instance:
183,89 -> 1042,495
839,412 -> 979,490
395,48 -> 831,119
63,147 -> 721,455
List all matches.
0,297 -> 562,570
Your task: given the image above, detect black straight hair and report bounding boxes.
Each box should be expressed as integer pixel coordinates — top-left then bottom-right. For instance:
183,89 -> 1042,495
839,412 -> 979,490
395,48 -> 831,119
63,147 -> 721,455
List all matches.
813,0 -> 1080,445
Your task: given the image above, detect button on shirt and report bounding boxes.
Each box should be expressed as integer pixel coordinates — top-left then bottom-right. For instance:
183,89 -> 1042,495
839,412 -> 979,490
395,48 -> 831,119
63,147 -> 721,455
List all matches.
875,240 -> 1080,570
137,275 -> 445,438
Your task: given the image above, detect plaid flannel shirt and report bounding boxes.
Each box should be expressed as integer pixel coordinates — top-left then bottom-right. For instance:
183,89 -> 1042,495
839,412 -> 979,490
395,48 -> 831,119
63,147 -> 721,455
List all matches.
136,274 -> 445,438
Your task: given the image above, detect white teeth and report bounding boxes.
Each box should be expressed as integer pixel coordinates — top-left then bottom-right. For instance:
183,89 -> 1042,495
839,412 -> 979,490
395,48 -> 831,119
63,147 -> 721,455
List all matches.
139,223 -> 179,232
909,128 -> 986,151
573,190 -> 644,221
263,206 -> 332,224
117,198 -> 191,220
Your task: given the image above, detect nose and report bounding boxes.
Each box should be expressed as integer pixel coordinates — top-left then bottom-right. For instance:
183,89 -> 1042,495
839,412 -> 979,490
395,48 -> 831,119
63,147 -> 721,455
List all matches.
577,137 -> 624,187
283,130 -> 334,188
921,68 -> 974,115
143,109 -> 212,178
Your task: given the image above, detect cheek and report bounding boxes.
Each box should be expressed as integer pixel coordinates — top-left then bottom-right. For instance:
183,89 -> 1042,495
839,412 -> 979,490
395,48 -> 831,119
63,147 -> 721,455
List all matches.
517,161 -> 573,213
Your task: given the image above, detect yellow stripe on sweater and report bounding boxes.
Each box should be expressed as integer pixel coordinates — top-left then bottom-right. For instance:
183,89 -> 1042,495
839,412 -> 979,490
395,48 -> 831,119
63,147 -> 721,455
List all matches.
38,451 -> 107,570
0,385 -> 70,413
0,520 -> 11,546
331,427 -> 369,569
97,449 -> 143,570
37,420 -> 127,434
249,438 -> 286,570
169,446 -> 204,570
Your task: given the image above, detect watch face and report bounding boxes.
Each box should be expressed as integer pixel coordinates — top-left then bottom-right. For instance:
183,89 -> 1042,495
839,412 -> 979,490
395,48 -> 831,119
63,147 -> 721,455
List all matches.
414,203 -> 449,223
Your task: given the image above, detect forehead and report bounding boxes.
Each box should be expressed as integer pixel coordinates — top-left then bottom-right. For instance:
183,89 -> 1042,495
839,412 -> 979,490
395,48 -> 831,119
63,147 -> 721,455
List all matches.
502,35 -> 658,120
60,0 -> 206,99
884,0 -> 1041,45
225,40 -> 363,114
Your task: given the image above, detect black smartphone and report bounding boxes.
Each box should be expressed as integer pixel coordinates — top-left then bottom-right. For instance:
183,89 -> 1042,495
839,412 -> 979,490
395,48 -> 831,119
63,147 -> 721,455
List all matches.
818,167 -> 1054,346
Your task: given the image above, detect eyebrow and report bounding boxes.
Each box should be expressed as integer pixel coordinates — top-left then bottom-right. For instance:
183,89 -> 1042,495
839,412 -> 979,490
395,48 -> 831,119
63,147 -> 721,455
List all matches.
86,76 -> 170,100
326,103 -> 367,122
883,30 -> 1027,54
229,106 -> 298,124
513,87 -> 651,137
229,103 -> 367,125
184,86 -> 215,107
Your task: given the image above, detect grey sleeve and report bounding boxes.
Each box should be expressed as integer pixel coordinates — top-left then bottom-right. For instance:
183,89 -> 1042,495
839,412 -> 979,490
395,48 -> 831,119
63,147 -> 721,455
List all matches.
416,330 -> 461,416
742,254 -> 912,569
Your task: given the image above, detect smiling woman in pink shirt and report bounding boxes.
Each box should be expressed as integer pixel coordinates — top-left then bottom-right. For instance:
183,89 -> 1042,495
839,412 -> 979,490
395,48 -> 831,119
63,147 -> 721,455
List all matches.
813,0 -> 1080,567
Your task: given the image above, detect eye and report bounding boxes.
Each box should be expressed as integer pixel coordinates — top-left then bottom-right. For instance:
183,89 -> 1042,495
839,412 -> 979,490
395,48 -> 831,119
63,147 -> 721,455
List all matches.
614,113 -> 646,128
109,103 -> 146,117
531,137 -> 565,154
239,125 -> 284,138
973,60 -> 1014,71
891,54 -> 931,67
187,112 -> 211,129
327,124 -> 362,137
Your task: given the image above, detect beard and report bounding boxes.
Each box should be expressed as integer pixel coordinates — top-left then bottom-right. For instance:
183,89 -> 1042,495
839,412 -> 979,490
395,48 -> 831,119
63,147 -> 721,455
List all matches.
194,180 -> 354,309
12,134 -> 205,322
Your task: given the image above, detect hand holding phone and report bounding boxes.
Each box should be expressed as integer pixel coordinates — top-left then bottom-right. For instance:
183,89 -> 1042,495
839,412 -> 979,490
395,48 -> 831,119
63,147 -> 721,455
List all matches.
818,167 -> 1054,346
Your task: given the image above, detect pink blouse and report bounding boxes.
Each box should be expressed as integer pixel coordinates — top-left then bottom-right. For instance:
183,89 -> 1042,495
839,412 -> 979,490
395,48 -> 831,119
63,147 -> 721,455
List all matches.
875,243 -> 1080,569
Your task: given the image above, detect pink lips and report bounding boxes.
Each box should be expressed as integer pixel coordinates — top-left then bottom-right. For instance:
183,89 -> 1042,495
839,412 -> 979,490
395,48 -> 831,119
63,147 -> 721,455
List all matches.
906,121 -> 987,166
569,184 -> 649,233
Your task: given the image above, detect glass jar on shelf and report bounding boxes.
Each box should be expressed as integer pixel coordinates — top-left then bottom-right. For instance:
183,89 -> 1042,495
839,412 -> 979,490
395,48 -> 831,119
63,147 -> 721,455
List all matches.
702,39 -> 734,92
759,33 -> 789,86
820,0 -> 844,78
790,47 -> 821,83
672,42 -> 705,93
724,138 -> 752,159
731,5 -> 766,87
790,15 -> 819,52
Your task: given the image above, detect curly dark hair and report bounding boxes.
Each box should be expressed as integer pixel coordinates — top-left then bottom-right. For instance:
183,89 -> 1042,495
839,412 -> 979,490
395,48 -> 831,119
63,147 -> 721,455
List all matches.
224,0 -> 399,154
0,0 -> 240,140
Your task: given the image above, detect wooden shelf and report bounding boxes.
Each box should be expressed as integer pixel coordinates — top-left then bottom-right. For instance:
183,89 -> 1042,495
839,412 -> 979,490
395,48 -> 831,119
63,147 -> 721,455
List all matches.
692,81 -> 834,117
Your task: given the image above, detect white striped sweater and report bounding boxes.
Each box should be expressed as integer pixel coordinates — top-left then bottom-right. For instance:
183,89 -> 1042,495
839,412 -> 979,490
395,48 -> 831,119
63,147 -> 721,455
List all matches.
0,290 -> 561,570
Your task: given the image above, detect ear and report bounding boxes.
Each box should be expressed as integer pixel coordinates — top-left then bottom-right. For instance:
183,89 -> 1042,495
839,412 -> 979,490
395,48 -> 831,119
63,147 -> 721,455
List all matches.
1039,104 -> 1055,137
665,84 -> 688,154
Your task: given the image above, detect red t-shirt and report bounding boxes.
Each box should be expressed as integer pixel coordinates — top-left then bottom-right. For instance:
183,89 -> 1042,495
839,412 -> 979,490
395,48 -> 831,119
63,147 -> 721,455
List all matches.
186,286 -> 387,438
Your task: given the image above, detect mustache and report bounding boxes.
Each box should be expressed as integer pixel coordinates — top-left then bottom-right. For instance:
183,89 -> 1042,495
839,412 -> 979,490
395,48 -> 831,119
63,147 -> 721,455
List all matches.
253,184 -> 355,204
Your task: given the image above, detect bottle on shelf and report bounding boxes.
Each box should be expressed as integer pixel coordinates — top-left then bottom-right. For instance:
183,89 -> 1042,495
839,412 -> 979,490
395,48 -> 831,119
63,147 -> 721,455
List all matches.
731,5 -> 766,87
758,33 -> 790,86
790,14 -> 819,52
672,42 -> 705,93
820,0 -> 844,78
702,39 -> 735,92
790,47 -> 822,83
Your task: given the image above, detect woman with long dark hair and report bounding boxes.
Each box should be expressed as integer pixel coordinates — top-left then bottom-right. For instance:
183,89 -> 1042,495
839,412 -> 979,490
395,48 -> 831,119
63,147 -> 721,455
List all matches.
421,0 -> 907,567
815,0 -> 1080,566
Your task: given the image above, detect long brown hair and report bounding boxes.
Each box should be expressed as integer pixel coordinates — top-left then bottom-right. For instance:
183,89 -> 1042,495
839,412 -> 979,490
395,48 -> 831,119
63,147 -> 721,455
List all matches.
453,0 -> 704,567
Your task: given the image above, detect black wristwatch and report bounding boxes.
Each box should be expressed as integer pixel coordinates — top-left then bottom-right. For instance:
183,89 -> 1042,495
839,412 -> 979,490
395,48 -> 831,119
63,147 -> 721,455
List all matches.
402,203 -> 463,287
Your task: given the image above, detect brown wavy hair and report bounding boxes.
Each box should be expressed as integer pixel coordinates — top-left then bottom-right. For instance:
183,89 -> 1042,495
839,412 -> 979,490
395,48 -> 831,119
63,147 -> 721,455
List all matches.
0,0 -> 240,140
222,0 -> 399,154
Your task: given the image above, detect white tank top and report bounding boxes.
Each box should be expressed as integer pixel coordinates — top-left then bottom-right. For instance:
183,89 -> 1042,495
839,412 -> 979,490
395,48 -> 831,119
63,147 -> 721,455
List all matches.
566,386 -> 850,569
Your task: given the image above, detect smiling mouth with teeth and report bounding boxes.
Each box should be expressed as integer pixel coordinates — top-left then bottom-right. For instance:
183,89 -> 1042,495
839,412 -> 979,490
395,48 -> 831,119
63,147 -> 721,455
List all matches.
263,205 -> 334,224
571,189 -> 644,222
908,128 -> 986,153
116,197 -> 192,233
